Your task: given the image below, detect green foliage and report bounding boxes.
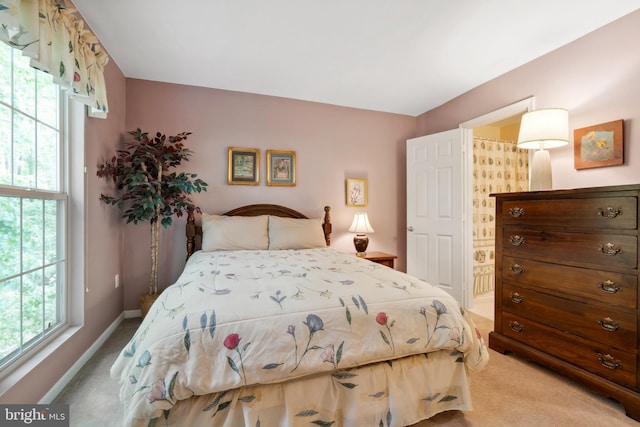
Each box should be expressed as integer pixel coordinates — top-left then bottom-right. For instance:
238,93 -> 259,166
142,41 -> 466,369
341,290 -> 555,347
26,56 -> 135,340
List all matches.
0,196 -> 62,362
96,128 -> 208,227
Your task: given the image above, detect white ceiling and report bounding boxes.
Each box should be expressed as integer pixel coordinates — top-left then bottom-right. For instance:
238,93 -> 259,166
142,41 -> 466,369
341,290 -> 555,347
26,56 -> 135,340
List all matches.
72,1 -> 640,116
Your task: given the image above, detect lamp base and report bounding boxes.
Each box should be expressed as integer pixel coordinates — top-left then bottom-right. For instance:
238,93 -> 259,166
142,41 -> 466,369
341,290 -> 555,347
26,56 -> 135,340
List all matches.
354,234 -> 369,257
529,149 -> 552,191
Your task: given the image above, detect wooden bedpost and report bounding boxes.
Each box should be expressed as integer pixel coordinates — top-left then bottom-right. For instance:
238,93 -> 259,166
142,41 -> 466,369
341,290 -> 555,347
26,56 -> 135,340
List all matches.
186,209 -> 196,260
323,205 -> 332,246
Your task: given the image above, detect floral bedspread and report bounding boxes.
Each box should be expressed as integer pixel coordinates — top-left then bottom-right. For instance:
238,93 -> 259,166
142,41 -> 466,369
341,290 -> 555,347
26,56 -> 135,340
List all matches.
111,248 -> 488,426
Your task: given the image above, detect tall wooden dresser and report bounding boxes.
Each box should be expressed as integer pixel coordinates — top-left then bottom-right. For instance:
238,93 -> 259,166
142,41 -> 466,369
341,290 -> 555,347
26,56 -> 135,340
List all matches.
489,184 -> 640,420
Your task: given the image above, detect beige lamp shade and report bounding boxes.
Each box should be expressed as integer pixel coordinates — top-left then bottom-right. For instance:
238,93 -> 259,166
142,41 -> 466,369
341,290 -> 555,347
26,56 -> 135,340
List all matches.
348,212 -> 375,233
517,108 -> 569,149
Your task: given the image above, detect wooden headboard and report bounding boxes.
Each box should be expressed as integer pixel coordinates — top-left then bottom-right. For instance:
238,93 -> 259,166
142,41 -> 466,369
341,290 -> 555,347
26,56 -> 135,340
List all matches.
186,204 -> 332,259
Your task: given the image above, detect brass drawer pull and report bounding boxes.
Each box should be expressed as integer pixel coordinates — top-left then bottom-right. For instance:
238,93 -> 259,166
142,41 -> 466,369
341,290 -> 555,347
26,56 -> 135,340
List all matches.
597,353 -> 621,370
599,280 -> 621,294
508,321 -> 524,333
510,264 -> 524,275
597,317 -> 621,332
599,243 -> 622,256
597,206 -> 622,219
509,292 -> 524,304
509,235 -> 525,246
509,207 -> 525,218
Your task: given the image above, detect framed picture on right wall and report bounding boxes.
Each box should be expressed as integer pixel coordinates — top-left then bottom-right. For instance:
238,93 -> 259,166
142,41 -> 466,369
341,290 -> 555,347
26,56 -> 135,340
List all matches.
573,119 -> 624,169
346,179 -> 368,207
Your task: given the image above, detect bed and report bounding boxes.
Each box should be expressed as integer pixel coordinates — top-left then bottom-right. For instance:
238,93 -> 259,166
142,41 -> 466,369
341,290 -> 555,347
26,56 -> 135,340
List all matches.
111,204 -> 489,427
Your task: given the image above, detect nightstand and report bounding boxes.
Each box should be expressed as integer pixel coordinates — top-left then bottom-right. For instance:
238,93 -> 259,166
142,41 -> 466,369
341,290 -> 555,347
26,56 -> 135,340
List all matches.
363,251 -> 397,269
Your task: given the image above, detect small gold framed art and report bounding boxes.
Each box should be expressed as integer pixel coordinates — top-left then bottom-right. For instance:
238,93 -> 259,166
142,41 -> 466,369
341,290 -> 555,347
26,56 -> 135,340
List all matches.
228,147 -> 260,185
346,179 -> 367,207
267,150 -> 296,186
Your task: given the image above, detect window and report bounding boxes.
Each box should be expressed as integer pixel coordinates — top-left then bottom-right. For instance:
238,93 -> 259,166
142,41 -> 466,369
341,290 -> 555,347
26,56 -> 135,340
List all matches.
0,43 -> 68,373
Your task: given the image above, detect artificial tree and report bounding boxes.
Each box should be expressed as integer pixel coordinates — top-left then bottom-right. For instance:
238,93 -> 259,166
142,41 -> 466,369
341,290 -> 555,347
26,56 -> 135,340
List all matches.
97,128 -> 207,306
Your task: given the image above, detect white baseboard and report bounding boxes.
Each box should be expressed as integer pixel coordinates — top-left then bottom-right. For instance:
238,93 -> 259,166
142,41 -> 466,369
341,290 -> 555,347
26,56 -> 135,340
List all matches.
124,309 -> 142,319
40,313 -> 125,403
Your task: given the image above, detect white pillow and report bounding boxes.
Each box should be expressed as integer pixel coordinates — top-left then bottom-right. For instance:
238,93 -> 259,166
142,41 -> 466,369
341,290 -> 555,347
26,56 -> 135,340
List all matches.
201,214 -> 269,251
268,216 -> 327,249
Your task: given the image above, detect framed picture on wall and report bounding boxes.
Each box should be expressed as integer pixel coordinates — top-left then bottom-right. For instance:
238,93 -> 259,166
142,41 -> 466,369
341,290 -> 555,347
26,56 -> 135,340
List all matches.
266,150 -> 296,186
346,179 -> 367,207
573,119 -> 624,169
228,147 -> 260,185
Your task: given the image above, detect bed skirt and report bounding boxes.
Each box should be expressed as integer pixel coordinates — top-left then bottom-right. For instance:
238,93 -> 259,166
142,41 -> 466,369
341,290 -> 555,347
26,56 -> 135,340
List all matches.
141,349 -> 472,427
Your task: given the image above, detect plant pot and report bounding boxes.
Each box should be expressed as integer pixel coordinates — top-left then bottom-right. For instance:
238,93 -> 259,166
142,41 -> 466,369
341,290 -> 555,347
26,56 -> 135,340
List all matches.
139,292 -> 160,318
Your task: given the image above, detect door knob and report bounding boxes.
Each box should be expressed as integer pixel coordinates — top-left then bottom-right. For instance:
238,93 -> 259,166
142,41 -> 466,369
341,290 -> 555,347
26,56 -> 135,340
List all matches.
407,226 -> 414,232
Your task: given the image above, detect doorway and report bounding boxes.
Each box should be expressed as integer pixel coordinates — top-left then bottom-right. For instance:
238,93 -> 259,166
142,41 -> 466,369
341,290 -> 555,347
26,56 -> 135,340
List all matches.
460,98 -> 535,320
469,118 -> 529,320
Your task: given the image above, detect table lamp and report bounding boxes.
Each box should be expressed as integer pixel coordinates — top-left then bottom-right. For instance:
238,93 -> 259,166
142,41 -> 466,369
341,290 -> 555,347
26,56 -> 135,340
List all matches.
348,212 -> 374,257
517,108 -> 569,191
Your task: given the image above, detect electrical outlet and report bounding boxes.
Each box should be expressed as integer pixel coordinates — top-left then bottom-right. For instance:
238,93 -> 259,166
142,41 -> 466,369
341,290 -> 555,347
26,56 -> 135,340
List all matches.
115,274 -> 120,288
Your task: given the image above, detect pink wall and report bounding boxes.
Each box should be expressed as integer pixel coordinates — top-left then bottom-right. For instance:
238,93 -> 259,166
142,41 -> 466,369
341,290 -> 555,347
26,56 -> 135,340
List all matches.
417,10 -> 640,189
1,57 -> 127,402
122,81 -> 417,309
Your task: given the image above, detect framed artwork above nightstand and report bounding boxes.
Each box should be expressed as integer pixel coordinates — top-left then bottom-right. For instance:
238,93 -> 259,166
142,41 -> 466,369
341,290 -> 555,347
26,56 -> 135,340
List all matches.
363,251 -> 397,269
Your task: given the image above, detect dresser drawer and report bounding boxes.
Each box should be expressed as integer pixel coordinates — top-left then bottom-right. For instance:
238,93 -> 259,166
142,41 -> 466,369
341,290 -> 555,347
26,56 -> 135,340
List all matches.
502,256 -> 638,308
501,312 -> 637,388
502,197 -> 637,229
502,283 -> 637,350
502,227 -> 638,269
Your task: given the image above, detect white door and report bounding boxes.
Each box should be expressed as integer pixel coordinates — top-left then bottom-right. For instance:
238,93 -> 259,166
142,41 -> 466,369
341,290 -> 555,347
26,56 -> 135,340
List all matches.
407,130 -> 465,304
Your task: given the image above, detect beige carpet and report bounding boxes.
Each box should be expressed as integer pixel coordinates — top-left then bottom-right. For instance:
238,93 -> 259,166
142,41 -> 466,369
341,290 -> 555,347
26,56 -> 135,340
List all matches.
412,314 -> 638,427
52,314 -> 639,426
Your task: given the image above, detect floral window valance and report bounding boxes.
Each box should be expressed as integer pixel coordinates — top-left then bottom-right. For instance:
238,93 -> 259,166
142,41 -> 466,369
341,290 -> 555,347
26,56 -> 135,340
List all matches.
0,0 -> 109,114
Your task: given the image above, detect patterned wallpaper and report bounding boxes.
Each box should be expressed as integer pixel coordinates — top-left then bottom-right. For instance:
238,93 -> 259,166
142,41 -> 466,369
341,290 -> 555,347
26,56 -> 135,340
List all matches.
473,137 -> 529,295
